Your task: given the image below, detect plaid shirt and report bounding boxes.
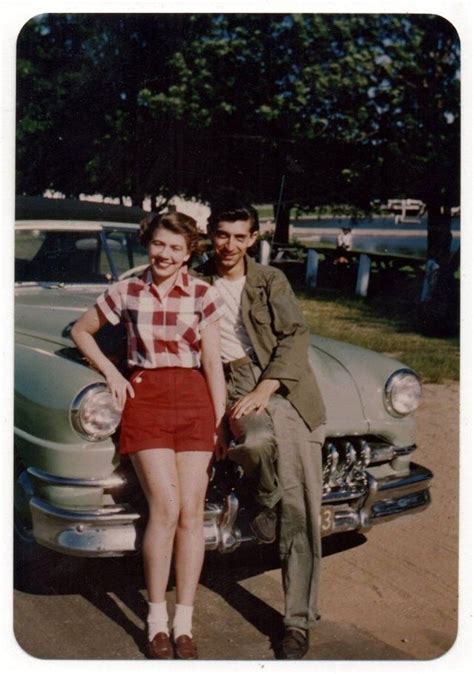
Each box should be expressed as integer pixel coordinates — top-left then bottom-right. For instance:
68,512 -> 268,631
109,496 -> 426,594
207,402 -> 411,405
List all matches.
95,266 -> 224,369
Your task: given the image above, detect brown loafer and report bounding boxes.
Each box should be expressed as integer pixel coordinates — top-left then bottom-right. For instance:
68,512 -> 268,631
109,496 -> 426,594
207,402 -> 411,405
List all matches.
174,634 -> 198,659
147,632 -> 174,659
279,627 -> 309,659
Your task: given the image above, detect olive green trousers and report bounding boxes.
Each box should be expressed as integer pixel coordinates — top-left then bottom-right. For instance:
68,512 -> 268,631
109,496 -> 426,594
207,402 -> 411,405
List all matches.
225,361 -> 324,631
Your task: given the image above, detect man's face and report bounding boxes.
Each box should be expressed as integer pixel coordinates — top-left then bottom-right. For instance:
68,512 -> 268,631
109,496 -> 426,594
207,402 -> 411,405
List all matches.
211,219 -> 258,273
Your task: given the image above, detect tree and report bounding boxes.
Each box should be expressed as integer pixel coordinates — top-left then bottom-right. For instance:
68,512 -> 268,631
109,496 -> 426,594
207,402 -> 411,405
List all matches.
17,14 -> 190,206
136,14 -> 459,249
16,13 -> 460,259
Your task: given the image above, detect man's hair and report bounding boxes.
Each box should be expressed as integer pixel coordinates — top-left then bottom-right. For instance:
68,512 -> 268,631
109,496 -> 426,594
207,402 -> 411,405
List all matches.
139,211 -> 200,253
207,203 -> 259,235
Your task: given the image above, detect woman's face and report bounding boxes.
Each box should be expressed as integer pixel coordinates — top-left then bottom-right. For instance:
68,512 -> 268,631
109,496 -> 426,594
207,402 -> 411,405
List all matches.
147,226 -> 190,283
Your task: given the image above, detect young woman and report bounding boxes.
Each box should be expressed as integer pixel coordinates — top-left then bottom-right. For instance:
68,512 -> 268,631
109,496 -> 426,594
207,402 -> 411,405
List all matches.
71,211 -> 227,660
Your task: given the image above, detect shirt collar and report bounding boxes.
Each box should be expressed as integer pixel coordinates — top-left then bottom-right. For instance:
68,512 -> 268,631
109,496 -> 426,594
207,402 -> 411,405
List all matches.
140,265 -> 192,295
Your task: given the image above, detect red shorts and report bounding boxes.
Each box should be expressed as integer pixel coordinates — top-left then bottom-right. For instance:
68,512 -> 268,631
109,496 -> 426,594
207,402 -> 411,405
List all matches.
119,367 -> 215,454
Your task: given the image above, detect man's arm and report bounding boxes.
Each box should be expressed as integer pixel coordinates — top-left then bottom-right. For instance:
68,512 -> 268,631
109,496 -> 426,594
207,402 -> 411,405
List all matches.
230,270 -> 310,418
258,272 -> 310,390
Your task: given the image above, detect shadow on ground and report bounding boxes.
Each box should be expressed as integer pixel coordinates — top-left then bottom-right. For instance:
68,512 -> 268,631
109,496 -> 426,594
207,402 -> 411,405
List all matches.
14,530 -> 366,657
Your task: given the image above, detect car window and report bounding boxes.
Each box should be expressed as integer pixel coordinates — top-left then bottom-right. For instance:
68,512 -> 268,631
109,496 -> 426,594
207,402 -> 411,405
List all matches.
15,229 -> 47,261
102,230 -> 149,277
15,230 -> 108,283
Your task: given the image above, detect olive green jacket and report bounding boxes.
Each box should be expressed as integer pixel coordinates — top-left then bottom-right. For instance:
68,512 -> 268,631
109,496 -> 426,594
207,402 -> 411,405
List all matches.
194,255 -> 326,430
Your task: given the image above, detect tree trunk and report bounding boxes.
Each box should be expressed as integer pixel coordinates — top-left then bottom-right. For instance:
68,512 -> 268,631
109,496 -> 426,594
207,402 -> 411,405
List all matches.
129,193 -> 143,209
421,201 -> 458,336
426,203 -> 452,265
272,202 -> 291,244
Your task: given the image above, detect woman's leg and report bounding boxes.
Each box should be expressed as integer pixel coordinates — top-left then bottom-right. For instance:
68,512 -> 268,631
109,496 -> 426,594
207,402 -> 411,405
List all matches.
174,451 -> 213,607
131,448 -> 180,603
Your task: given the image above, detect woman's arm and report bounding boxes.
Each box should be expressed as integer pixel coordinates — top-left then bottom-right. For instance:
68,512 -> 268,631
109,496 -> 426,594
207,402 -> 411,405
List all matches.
200,320 -> 228,458
71,307 -> 134,410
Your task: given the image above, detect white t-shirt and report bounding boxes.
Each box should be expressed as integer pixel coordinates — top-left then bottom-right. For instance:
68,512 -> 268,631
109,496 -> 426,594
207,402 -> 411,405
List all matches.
213,275 -> 255,363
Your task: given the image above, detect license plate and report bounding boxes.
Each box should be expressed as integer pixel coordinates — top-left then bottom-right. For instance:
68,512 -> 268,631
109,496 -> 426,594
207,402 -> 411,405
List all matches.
320,507 -> 334,535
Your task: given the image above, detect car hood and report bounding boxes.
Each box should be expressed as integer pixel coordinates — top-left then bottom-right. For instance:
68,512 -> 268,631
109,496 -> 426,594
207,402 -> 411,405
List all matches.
15,286 -> 413,438
310,335 -> 415,440
15,285 -> 105,347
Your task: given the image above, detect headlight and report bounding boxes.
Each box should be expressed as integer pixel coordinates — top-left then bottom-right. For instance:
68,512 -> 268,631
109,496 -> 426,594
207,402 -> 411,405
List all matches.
71,383 -> 122,441
384,369 -> 422,417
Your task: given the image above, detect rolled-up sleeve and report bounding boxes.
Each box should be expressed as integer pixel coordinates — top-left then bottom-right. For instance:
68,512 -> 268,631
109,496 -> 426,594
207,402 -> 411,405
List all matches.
95,284 -> 124,325
198,285 -> 225,332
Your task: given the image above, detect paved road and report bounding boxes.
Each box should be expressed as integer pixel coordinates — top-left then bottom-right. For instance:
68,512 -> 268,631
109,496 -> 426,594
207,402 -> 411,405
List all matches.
13,384 -> 460,664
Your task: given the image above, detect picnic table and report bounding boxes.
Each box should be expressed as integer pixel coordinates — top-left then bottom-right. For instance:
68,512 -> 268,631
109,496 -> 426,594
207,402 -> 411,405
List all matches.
265,242 -> 426,297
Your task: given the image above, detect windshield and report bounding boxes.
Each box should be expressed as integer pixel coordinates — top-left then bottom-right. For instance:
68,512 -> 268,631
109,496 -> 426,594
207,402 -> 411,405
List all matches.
15,227 -> 149,284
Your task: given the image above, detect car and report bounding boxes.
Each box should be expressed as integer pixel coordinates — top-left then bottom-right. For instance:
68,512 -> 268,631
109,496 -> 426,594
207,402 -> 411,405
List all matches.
14,196 -> 433,557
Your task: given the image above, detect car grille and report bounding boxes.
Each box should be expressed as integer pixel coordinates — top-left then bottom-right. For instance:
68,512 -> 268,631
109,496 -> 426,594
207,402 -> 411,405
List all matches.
322,436 -> 415,498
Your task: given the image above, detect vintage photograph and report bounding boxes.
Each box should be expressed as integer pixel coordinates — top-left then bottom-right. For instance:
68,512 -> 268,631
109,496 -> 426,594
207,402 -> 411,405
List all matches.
12,10 -> 461,663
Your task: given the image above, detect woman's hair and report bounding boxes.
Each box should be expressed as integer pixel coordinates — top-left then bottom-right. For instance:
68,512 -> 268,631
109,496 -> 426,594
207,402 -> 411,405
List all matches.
139,211 -> 200,253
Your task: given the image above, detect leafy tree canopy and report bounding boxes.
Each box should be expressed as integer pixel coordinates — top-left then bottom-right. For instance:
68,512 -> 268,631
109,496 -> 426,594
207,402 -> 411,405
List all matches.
17,13 -> 459,251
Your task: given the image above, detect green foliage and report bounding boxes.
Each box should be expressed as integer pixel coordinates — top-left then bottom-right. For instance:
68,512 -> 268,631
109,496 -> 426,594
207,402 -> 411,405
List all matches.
16,13 -> 459,221
298,289 -> 459,383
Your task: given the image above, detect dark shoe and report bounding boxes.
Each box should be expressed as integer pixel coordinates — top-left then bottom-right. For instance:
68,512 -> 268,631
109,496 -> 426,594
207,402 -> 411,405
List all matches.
279,628 -> 309,659
147,632 -> 174,659
250,507 -> 277,544
174,634 -> 198,659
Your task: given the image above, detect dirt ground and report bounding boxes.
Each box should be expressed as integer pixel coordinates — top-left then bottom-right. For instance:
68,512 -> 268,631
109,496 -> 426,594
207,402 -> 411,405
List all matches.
12,382 -> 461,666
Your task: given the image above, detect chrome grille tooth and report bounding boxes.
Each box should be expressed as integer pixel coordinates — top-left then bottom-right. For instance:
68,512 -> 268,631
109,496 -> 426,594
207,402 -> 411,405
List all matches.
323,442 -> 339,492
341,441 -> 357,486
359,440 -> 371,467
322,437 -> 417,499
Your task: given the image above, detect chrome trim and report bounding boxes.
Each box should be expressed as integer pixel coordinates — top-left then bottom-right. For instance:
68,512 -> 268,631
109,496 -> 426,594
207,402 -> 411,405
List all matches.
320,462 -> 432,537
27,466 -> 128,489
340,441 -> 357,483
324,442 -> 340,491
100,229 -> 119,280
377,464 -> 434,493
369,442 -> 416,463
204,494 -> 241,553
26,461 -> 433,553
321,438 -> 417,497
359,463 -> 432,531
322,488 -> 365,503
30,497 -> 140,523
218,494 -> 241,552
29,493 -> 242,557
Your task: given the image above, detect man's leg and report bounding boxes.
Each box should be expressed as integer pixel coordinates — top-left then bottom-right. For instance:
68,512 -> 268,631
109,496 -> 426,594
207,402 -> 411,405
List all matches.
268,396 -> 325,656
225,363 -> 282,512
227,410 -> 281,510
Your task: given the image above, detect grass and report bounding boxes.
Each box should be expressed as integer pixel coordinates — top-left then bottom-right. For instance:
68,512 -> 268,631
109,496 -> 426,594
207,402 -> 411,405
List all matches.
297,288 -> 460,384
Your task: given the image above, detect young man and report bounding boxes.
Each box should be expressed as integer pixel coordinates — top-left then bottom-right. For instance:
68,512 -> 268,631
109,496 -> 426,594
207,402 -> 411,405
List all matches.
196,204 -> 326,659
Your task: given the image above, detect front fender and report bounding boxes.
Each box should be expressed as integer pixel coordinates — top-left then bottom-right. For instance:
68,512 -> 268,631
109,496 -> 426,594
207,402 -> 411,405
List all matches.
15,333 -> 119,479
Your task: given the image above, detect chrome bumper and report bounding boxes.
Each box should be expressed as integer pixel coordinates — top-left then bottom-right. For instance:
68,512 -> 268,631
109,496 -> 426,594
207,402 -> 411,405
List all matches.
25,462 -> 432,556
321,462 -> 433,537
28,492 -> 241,557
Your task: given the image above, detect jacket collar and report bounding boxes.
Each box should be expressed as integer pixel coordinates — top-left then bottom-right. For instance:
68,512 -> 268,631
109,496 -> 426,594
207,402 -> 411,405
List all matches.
199,254 -> 265,287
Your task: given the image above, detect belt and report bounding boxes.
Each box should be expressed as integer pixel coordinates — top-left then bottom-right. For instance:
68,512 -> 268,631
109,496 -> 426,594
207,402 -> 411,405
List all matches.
222,355 -> 254,376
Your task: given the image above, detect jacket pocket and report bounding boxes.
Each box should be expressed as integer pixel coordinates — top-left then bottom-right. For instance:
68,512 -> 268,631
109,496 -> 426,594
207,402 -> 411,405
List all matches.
251,305 -> 272,325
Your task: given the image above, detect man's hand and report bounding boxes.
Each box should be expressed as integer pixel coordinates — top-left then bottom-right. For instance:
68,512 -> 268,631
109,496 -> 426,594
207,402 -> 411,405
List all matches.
229,379 -> 280,419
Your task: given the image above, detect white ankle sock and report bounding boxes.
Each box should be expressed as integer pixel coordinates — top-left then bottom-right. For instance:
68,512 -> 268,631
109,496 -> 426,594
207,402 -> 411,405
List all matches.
173,603 -> 194,638
147,600 -> 169,640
